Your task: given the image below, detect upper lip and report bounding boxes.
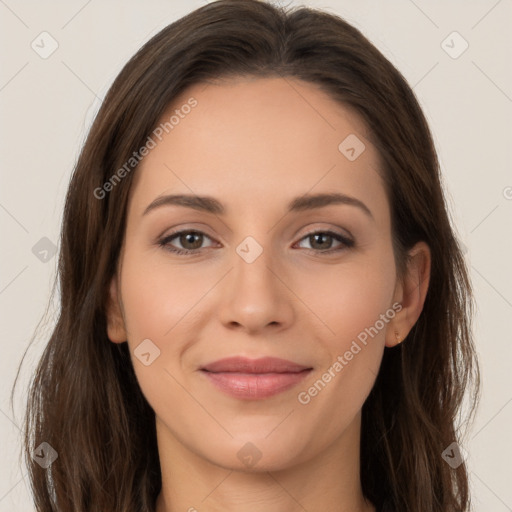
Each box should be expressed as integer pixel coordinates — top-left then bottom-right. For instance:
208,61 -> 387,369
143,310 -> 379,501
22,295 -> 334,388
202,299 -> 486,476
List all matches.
200,356 -> 312,374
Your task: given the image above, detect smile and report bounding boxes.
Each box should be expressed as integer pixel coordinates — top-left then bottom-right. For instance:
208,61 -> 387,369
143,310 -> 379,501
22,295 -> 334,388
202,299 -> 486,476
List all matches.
200,369 -> 313,399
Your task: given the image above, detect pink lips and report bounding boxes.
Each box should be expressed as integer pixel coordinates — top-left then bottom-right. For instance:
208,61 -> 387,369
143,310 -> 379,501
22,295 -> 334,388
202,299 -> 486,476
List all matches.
200,356 -> 313,400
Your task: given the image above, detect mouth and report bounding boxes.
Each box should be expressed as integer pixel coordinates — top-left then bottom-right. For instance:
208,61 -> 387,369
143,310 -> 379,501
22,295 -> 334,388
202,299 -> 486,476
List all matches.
199,356 -> 313,400
200,356 -> 312,373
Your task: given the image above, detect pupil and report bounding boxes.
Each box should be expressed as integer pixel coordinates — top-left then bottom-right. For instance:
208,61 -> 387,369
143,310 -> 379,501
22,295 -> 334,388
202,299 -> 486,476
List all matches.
311,233 -> 331,249
182,232 -> 202,249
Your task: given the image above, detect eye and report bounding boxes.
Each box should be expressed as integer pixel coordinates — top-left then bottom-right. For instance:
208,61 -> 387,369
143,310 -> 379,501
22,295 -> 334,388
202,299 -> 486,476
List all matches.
158,228 -> 354,256
294,230 -> 354,253
158,230 -> 216,255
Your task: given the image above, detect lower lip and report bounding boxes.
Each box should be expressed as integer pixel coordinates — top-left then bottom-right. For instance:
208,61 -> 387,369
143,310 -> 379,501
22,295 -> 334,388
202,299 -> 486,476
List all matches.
201,370 -> 312,399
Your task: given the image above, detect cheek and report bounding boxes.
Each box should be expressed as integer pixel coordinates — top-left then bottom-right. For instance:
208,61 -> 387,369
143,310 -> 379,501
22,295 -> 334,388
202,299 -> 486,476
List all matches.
118,249 -> 225,404
119,248 -> 216,341
313,253 -> 394,371
120,234 -> 396,354
294,265 -> 395,447
300,252 -> 396,345
295,248 -> 395,403
118,251 -> 209,413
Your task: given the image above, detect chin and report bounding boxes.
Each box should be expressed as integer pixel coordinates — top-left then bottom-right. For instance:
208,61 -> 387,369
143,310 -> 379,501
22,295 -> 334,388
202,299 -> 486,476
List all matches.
202,437 -> 310,473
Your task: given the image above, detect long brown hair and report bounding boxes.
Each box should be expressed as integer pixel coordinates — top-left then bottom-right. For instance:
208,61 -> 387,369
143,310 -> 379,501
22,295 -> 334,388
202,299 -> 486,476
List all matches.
12,1 -> 480,510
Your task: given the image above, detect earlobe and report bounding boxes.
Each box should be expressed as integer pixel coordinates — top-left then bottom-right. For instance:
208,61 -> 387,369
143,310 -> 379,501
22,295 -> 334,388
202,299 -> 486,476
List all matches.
106,275 -> 128,343
386,241 -> 431,348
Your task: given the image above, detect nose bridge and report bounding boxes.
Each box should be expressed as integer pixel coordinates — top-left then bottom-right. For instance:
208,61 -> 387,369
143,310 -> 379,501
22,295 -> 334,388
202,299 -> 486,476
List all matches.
234,234 -> 274,291
217,233 -> 295,332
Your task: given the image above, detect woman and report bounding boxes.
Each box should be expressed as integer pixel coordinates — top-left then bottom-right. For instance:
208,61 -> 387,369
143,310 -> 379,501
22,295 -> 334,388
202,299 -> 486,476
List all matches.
12,1 -> 480,511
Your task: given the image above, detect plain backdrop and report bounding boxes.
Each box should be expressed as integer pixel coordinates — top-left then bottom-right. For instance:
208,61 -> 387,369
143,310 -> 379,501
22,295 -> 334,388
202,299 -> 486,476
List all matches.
1,0 -> 511,510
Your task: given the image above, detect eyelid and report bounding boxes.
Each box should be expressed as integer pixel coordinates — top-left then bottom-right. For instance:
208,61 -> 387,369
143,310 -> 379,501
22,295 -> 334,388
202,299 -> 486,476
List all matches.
158,228 -> 218,253
296,225 -> 354,243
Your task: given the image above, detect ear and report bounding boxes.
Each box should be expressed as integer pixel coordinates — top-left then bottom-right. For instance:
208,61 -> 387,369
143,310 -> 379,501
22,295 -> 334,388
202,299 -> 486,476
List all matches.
106,274 -> 128,343
386,241 -> 431,348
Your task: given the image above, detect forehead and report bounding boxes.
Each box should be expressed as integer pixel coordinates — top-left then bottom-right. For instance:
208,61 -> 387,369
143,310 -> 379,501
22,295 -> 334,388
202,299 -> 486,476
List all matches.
129,76 -> 387,219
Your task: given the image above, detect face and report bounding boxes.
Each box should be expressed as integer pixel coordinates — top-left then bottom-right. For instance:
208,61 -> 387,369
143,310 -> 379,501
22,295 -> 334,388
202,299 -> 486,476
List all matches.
107,76 -> 422,472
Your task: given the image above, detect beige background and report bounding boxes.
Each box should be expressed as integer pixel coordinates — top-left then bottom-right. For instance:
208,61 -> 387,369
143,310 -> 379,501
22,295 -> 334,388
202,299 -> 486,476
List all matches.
1,0 -> 511,510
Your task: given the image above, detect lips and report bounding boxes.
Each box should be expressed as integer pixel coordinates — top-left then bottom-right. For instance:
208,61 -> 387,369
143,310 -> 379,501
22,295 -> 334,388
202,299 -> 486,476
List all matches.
200,356 -> 312,374
200,356 -> 313,400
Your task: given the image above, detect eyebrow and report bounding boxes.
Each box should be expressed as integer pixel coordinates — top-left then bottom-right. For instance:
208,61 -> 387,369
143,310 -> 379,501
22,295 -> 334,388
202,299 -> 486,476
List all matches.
142,192 -> 373,220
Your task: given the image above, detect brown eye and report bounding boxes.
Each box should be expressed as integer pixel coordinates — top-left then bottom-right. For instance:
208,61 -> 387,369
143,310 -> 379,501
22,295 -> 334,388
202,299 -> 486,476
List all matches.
296,230 -> 354,253
159,230 -> 215,254
308,232 -> 334,250
178,231 -> 204,250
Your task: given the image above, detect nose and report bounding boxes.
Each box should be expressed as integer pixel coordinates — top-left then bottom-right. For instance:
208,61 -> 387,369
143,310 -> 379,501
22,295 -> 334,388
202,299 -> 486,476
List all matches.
216,242 -> 295,335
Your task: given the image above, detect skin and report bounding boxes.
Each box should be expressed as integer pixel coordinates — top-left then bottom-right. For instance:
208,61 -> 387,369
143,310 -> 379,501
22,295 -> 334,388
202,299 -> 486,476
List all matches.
106,76 -> 430,512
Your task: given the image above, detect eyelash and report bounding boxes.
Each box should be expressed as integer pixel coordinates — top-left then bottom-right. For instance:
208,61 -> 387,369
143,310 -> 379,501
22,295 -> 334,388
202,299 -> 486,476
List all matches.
157,229 -> 355,256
